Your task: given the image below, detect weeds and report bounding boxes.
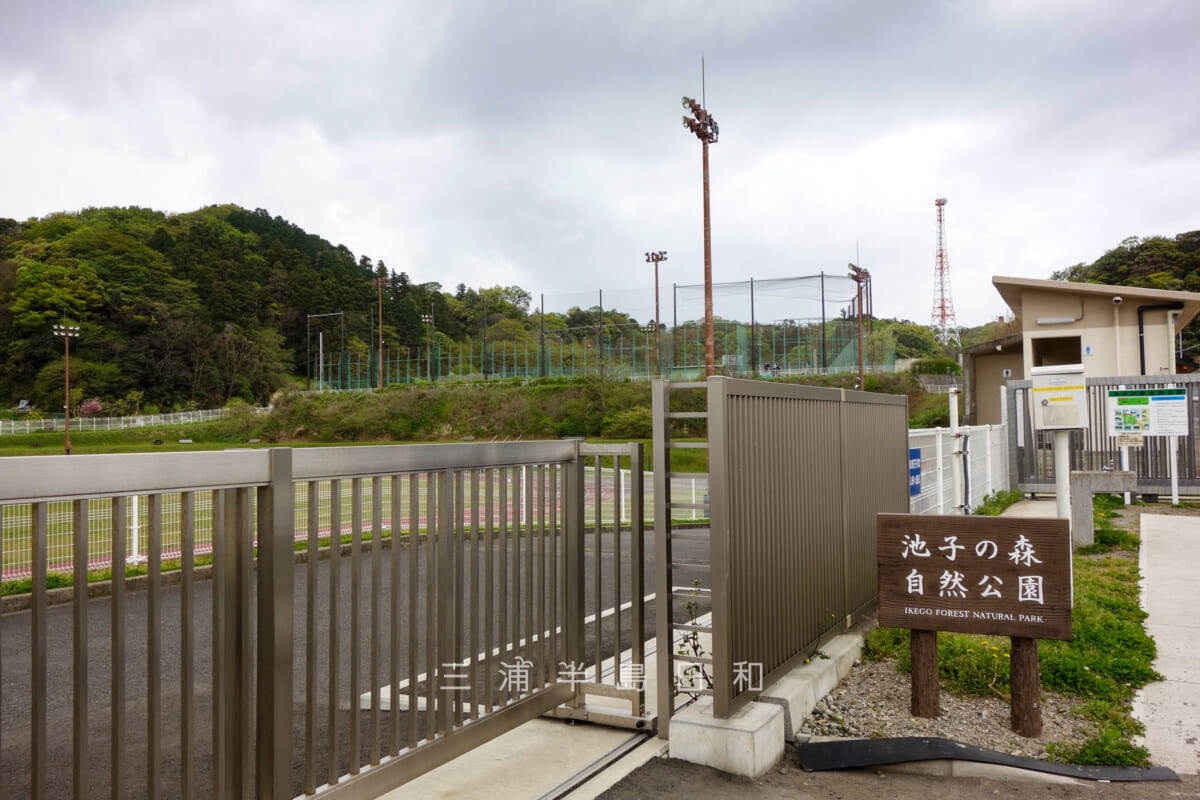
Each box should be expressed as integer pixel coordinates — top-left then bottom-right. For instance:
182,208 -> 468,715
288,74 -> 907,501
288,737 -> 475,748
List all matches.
675,578 -> 713,700
973,489 -> 1024,517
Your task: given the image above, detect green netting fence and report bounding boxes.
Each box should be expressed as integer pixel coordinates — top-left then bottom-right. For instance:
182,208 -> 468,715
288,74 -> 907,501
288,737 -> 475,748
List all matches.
309,318 -> 894,390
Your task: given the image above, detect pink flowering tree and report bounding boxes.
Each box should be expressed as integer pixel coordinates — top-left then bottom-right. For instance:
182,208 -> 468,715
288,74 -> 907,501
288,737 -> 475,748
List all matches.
77,397 -> 103,418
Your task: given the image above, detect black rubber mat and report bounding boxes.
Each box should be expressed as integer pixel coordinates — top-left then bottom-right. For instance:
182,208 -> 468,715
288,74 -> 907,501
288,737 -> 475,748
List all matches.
797,737 -> 1179,782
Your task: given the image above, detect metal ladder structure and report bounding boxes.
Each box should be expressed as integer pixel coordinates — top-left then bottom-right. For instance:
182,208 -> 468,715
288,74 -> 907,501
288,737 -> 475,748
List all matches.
650,379 -> 713,737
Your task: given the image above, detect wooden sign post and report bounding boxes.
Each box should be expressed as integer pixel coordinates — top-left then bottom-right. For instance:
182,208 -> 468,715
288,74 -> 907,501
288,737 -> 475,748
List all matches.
877,514 -> 1072,737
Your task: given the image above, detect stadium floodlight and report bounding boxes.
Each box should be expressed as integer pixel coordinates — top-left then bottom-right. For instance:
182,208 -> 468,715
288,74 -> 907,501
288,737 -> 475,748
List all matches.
421,311 -> 434,383
53,323 -> 81,454
644,251 -> 668,378
679,93 -> 720,375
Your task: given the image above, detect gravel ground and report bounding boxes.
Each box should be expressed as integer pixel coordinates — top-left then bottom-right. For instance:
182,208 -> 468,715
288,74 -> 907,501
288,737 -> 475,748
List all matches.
800,659 -> 1093,758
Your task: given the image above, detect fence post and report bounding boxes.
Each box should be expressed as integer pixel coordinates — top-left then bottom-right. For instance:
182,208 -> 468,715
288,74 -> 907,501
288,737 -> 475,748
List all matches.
564,440 -> 585,701
628,442 -> 646,717
949,388 -> 964,514
985,424 -> 993,498
935,428 -> 945,514
708,377 -> 732,718
651,380 -> 673,736
257,449 -> 294,798
212,489 -> 240,797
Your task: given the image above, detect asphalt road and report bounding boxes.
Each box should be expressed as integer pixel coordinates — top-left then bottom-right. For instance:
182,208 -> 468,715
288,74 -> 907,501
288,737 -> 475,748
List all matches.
598,747 -> 1200,800
0,528 -> 710,799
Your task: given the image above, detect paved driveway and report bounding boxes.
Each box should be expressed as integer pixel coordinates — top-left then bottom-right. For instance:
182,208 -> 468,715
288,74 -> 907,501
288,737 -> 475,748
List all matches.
0,528 -> 709,799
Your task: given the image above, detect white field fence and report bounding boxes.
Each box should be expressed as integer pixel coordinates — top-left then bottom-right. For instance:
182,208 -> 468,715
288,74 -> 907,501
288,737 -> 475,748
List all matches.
0,408 -> 235,435
908,424 -> 1010,515
0,466 -> 707,580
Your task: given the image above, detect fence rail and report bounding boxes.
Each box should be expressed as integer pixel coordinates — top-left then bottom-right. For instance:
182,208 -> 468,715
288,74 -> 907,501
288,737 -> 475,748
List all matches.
908,424 -> 1009,515
0,407 -> 235,436
0,466 -> 702,581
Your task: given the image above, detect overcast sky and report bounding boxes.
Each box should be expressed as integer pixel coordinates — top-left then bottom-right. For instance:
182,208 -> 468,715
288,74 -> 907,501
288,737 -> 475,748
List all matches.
4,0 -> 1197,328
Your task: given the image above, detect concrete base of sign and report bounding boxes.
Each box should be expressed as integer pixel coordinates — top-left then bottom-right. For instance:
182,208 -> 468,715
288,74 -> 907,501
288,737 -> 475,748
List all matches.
1069,470 -> 1137,546
758,633 -> 864,742
668,697 -> 784,779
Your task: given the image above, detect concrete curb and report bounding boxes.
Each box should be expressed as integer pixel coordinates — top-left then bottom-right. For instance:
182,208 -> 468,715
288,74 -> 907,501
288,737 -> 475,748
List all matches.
666,625 -> 869,779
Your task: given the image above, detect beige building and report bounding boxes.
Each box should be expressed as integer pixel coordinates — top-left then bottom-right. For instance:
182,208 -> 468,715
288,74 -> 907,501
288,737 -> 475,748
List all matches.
964,276 -> 1200,424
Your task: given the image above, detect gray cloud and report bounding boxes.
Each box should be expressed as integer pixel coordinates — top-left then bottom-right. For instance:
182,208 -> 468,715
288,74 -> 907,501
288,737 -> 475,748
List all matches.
2,0 -> 1197,328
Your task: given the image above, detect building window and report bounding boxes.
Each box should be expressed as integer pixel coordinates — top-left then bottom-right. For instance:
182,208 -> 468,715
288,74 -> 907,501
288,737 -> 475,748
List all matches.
1031,336 -> 1081,367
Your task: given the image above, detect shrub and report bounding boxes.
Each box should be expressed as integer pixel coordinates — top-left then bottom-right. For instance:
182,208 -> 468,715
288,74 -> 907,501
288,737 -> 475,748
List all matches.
909,405 -> 951,428
911,357 -> 961,376
602,406 -> 653,439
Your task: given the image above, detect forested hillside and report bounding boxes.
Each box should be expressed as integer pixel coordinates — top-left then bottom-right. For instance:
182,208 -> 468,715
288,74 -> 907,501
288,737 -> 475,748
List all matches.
1052,231 -> 1200,354
5,202 -> 1191,415
0,205 -> 545,410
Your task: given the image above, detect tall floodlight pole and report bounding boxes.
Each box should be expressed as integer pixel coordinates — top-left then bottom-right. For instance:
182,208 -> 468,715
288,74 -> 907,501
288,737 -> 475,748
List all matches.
849,264 -> 869,389
53,323 -> 80,454
374,277 -> 387,389
645,251 -> 667,377
682,96 -> 719,376
421,309 -> 434,383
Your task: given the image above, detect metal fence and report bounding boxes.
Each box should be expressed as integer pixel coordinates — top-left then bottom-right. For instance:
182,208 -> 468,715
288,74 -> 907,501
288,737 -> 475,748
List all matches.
908,424 -> 1010,515
652,378 -> 909,726
706,378 -> 909,717
0,408 -> 233,436
1007,373 -> 1200,493
0,441 -> 650,799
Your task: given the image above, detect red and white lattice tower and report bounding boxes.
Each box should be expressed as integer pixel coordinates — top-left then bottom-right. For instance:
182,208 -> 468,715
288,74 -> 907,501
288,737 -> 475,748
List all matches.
930,197 -> 961,348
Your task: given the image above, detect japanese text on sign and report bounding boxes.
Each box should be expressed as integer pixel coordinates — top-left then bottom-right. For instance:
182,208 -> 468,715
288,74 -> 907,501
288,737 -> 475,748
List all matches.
877,514 -> 1072,640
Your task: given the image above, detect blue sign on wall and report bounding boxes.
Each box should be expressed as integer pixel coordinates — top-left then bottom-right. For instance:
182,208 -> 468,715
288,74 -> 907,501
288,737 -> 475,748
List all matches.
908,447 -> 922,497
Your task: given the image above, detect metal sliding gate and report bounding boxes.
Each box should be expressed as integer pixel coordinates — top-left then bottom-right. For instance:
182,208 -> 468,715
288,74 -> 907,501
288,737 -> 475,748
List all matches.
0,440 -> 650,800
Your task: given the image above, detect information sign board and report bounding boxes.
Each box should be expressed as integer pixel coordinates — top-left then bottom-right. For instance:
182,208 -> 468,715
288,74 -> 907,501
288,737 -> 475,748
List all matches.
877,514 -> 1072,640
1106,389 -> 1189,437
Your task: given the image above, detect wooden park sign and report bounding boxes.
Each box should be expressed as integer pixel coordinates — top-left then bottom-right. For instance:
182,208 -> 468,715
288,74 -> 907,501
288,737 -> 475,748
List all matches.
877,514 -> 1073,737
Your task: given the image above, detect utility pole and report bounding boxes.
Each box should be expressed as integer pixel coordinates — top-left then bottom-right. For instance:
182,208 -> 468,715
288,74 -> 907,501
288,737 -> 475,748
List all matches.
374,277 -> 386,389
421,308 -> 434,383
645,251 -> 667,378
53,323 -> 80,454
482,290 -> 489,379
682,95 -> 719,376
849,264 -> 869,389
